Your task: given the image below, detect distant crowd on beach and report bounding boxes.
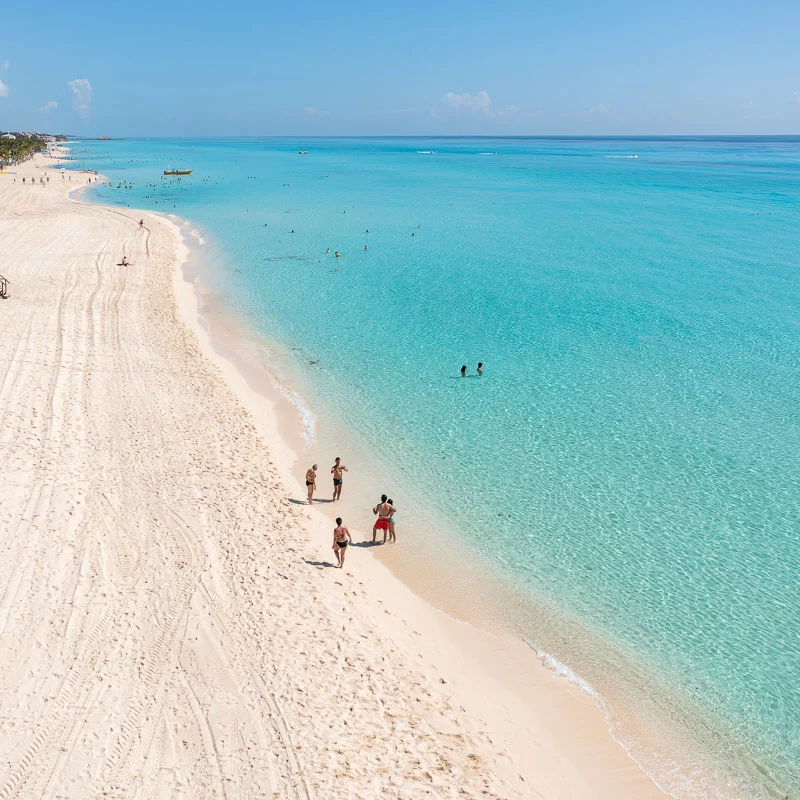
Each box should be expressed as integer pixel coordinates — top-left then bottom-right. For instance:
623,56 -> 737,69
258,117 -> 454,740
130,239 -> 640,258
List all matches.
303,457 -> 397,569
15,171 -> 99,186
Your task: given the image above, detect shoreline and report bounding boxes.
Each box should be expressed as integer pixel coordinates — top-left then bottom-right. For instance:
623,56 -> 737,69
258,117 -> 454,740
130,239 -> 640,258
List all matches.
0,146 -> 674,797
2,150 -> 531,798
54,138 -> 795,799
159,207 -> 788,800
163,207 -> 675,797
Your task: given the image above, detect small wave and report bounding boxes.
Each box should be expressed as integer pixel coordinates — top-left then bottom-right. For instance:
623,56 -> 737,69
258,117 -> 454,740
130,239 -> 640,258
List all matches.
189,227 -> 206,245
605,154 -> 639,159
276,381 -> 316,445
416,150 -> 436,154
252,346 -> 316,445
478,152 -> 499,155
534,645 -> 603,703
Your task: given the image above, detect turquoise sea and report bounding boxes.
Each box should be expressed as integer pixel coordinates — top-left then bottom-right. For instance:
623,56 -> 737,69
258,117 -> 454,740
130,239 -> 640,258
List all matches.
69,137 -> 799,799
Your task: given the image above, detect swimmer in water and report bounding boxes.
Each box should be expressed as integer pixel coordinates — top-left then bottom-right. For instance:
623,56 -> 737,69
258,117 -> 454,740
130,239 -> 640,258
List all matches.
461,365 -> 467,377
326,247 -> 331,253
477,362 -> 483,374
335,251 -> 341,258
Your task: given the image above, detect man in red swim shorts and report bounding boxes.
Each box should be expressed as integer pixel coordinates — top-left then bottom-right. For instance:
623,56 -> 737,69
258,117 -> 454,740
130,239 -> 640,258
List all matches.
372,494 -> 395,544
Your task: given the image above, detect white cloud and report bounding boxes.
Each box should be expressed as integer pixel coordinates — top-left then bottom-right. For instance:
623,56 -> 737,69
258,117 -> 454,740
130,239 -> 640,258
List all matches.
440,90 -> 493,115
0,80 -> 9,98
284,105 -> 330,119
431,90 -> 519,120
590,103 -> 611,113
40,100 -> 58,114
68,78 -> 93,117
1,60 -> 9,71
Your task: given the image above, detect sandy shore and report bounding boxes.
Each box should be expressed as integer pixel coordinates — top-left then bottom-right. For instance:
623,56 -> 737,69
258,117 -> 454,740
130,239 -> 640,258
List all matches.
0,151 -> 671,799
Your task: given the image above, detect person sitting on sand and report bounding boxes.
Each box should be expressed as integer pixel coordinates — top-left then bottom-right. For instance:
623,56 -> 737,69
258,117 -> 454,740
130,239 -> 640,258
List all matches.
119,256 -> 131,266
372,495 -> 396,544
331,457 -> 348,502
333,517 -> 352,568
305,464 -> 318,504
387,499 -> 397,543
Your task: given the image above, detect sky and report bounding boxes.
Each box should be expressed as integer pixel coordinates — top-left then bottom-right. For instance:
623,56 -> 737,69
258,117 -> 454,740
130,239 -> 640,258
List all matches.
1,0 -> 799,137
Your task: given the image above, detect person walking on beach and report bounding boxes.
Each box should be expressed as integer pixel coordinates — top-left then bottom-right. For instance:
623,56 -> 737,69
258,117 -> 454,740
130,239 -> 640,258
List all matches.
305,464 -> 318,504
372,495 -> 395,544
387,499 -> 397,543
333,517 -> 352,568
139,218 -> 144,230
331,457 -> 348,502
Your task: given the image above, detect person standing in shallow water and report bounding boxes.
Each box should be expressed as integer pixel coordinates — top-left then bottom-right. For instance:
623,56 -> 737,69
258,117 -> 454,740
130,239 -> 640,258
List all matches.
477,362 -> 483,374
331,457 -> 348,501
372,495 -> 395,544
461,365 -> 467,377
387,499 -> 397,543
333,517 -> 352,568
305,464 -> 317,504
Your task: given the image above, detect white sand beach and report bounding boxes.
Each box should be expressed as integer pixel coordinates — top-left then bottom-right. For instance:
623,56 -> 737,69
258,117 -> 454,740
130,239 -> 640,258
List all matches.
0,151 -> 671,799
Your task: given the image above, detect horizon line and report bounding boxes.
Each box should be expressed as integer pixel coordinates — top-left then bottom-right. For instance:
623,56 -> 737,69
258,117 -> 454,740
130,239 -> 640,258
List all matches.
58,133 -> 800,141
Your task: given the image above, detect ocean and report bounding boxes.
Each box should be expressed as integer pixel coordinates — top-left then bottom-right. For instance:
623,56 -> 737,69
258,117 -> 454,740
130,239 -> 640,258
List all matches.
67,136 -> 800,799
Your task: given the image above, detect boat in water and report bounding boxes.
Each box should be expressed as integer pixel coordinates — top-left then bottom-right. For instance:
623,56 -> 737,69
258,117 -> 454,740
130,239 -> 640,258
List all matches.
163,169 -> 192,175
298,150 -> 308,155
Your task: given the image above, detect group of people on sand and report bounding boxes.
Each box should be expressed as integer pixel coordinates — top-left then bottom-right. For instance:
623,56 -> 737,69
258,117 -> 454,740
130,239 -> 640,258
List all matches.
305,457 -> 349,504
303,458 -> 398,568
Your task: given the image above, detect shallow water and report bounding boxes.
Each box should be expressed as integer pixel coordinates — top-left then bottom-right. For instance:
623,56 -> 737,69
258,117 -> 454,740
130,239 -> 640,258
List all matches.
71,136 -> 800,798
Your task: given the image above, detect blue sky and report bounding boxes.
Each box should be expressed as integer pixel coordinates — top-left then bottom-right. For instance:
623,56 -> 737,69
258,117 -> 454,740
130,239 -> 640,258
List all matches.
1,0 -> 799,136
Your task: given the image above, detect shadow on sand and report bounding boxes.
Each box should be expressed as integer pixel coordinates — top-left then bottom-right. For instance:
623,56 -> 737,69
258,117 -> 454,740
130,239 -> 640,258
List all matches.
304,559 -> 338,568
288,497 -> 334,506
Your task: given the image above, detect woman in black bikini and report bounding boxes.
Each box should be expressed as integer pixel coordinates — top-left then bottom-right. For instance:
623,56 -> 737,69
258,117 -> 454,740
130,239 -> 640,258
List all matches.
305,464 -> 317,505
333,518 -> 352,568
